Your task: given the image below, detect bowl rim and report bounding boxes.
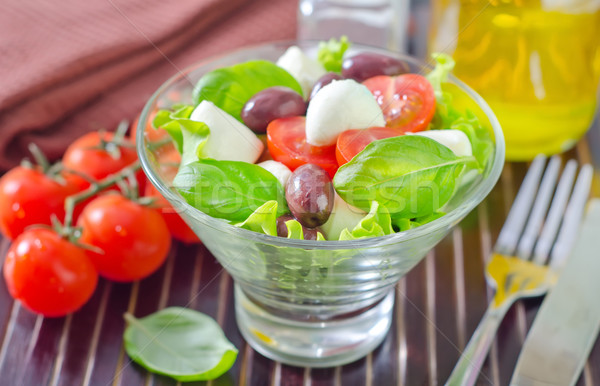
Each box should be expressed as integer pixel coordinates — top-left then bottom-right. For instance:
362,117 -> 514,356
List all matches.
136,39 -> 505,249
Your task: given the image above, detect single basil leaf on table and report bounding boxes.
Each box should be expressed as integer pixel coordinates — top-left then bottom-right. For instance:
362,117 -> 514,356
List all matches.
192,60 -> 304,122
123,308 -> 237,382
173,159 -> 288,223
333,135 -> 473,220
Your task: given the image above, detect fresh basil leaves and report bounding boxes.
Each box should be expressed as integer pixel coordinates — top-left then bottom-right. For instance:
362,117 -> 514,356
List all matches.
333,135 -> 473,221
123,308 -> 237,382
192,60 -> 303,122
173,159 -> 288,223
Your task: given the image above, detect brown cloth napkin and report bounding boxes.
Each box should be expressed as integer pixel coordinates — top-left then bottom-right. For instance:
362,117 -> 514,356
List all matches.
0,0 -> 299,170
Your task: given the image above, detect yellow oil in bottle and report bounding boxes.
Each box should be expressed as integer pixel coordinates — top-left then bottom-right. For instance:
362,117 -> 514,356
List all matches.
430,0 -> 600,160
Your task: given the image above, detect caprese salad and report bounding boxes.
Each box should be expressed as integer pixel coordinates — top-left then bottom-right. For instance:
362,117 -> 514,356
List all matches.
153,38 -> 494,241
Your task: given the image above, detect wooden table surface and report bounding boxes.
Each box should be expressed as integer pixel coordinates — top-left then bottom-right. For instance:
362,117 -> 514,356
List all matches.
1,3 -> 600,386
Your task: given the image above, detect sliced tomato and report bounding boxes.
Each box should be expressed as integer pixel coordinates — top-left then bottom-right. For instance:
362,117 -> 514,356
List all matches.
336,127 -> 404,166
266,116 -> 338,178
362,74 -> 435,133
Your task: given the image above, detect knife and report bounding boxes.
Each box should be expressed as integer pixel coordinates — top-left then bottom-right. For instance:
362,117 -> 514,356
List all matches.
510,198 -> 600,386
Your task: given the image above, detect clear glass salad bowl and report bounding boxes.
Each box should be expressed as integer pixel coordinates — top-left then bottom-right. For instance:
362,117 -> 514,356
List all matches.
136,41 -> 505,368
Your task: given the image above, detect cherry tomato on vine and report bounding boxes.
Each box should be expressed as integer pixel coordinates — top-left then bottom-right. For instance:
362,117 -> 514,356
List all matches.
0,167 -> 87,240
266,116 -> 338,179
62,131 -> 144,191
335,127 -> 404,166
3,228 -> 98,317
77,194 -> 171,282
362,74 -> 435,133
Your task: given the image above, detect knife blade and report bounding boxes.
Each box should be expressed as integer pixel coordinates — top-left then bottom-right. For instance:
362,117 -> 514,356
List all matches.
510,198 -> 600,386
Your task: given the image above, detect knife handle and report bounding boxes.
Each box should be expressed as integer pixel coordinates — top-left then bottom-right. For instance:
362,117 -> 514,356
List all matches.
445,302 -> 512,386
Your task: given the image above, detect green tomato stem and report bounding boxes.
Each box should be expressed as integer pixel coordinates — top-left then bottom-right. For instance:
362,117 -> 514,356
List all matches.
63,160 -> 141,229
27,143 -> 51,173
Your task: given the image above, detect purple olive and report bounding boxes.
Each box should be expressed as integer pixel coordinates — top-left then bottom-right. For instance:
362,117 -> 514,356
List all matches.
309,72 -> 345,101
241,86 -> 307,133
341,52 -> 410,82
276,214 -> 320,240
285,164 -> 334,228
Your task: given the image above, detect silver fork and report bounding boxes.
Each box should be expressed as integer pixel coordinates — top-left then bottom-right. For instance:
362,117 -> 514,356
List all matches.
446,155 -> 594,386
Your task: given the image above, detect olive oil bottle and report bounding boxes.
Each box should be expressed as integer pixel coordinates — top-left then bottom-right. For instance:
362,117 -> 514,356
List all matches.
430,0 -> 600,160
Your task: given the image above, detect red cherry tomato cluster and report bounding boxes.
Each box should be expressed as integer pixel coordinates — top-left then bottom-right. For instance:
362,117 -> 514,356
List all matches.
0,121 -> 199,317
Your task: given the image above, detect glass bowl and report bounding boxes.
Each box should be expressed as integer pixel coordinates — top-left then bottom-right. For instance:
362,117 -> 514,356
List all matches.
136,41 -> 505,368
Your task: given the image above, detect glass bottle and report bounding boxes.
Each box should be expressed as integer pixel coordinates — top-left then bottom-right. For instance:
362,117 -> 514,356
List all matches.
429,0 -> 600,160
297,0 -> 410,52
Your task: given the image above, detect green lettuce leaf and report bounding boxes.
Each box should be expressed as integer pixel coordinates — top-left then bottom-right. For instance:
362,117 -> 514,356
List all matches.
425,53 -> 494,170
317,36 -> 350,72
234,200 -> 279,236
450,111 -> 494,171
425,53 -> 455,102
192,60 -> 303,122
284,219 -> 304,240
338,201 -> 394,240
235,201 -> 325,240
152,105 -> 199,153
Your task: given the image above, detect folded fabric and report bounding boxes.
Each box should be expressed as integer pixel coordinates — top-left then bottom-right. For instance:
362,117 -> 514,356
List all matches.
0,0 -> 298,170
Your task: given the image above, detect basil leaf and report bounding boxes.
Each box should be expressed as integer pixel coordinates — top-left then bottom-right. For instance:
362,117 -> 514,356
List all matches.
123,308 -> 237,382
333,135 -> 472,219
317,36 -> 351,72
192,60 -> 303,122
392,211 -> 445,232
173,159 -> 288,223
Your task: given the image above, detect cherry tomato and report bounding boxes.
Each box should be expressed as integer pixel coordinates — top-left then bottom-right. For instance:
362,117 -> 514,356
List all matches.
336,127 -> 404,166
0,167 -> 87,240
266,116 -> 338,179
144,182 -> 200,244
3,228 -> 98,317
362,74 -> 435,133
77,194 -> 171,282
62,131 -> 144,191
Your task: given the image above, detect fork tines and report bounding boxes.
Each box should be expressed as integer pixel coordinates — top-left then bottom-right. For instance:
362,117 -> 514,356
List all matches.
494,155 -> 593,267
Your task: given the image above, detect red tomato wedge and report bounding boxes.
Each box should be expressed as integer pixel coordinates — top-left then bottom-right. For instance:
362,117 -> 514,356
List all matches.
336,127 -> 404,166
266,116 -> 338,178
362,74 -> 435,133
